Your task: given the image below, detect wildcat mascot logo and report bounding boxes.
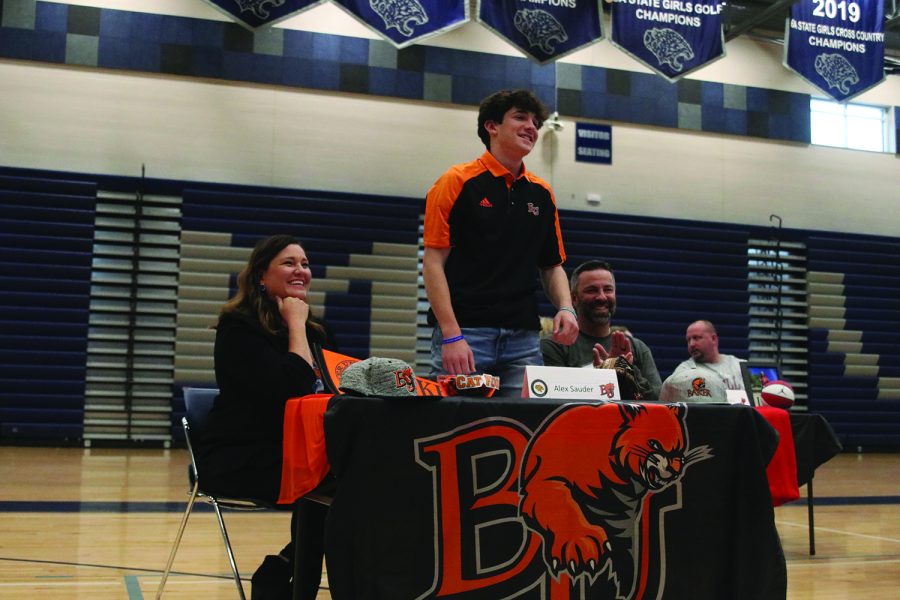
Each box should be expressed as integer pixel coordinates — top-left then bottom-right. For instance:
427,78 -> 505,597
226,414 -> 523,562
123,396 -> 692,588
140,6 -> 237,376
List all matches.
414,402 -> 713,599
520,402 -> 713,598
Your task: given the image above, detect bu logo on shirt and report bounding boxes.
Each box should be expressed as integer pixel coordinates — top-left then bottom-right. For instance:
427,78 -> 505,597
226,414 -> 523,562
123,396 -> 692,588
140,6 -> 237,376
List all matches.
479,197 -> 493,208
526,202 -> 539,215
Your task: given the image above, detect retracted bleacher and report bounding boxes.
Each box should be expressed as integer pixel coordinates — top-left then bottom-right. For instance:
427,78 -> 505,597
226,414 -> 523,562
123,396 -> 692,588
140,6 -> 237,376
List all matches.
2,165 -> 897,450
0,170 -> 97,441
807,234 -> 900,450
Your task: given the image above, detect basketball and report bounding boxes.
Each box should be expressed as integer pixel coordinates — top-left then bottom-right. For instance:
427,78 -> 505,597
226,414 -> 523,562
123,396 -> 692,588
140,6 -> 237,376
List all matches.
761,380 -> 795,409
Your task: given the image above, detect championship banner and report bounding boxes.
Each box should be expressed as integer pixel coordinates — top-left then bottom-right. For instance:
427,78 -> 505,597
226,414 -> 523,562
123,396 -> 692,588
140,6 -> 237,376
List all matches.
203,0 -> 326,29
784,0 -> 885,102
610,0 -> 725,81
477,0 -> 604,64
333,0 -> 469,48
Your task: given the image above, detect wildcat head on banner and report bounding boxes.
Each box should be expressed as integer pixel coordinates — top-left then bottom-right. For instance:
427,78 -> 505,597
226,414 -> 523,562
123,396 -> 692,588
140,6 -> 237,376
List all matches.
478,0 -> 604,64
333,0 -> 470,48
783,0 -> 885,102
610,0 -> 726,81
204,0 -> 326,29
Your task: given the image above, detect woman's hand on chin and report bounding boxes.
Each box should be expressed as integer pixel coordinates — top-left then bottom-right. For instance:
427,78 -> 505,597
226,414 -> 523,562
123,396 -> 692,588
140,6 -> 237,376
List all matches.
276,295 -> 309,329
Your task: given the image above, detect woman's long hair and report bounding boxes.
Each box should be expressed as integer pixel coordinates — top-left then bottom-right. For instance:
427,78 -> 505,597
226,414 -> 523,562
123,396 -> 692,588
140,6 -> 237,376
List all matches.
219,234 -> 311,335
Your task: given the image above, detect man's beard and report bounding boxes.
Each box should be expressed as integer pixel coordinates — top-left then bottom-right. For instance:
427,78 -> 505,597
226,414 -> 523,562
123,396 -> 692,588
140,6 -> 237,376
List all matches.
579,299 -> 616,326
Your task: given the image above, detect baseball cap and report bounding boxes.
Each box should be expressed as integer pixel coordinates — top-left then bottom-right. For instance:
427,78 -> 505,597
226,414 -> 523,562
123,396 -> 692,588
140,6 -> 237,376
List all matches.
338,357 -> 417,397
659,369 -> 727,403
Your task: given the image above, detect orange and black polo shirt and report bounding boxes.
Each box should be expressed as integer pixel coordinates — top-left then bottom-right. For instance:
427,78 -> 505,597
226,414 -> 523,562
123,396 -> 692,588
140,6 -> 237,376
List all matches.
424,151 -> 566,330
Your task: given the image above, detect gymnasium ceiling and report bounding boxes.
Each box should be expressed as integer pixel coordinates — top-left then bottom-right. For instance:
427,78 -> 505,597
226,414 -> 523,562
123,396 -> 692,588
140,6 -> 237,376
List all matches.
718,0 -> 900,73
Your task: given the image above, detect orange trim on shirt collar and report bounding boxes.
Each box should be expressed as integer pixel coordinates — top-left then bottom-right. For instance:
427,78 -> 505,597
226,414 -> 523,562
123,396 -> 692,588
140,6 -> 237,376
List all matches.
478,150 -> 535,184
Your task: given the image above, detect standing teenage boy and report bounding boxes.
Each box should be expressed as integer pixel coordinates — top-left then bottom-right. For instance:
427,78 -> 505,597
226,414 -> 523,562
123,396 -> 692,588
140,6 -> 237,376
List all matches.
423,89 -> 577,397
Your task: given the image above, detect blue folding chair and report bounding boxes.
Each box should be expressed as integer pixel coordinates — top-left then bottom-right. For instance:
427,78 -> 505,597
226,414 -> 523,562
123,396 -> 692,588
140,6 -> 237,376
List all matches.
156,387 -> 271,599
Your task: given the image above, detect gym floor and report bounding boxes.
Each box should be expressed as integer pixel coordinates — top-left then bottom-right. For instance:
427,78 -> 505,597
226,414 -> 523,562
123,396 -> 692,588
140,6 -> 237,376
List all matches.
0,446 -> 897,599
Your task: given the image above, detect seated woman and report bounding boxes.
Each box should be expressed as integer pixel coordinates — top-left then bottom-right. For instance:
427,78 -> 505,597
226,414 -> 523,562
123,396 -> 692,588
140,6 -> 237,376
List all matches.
196,234 -> 337,600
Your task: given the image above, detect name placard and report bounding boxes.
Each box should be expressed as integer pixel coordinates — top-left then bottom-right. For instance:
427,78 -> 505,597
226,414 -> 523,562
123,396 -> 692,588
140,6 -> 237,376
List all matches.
726,389 -> 751,406
522,366 -> 620,400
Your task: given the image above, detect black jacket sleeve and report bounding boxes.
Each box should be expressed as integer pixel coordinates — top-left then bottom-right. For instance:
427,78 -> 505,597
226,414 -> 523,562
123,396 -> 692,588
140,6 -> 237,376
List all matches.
204,313 -> 324,451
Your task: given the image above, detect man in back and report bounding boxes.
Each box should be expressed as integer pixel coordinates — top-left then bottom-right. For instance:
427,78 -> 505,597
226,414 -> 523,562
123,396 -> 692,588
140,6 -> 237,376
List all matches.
541,260 -> 662,400
673,319 -> 744,390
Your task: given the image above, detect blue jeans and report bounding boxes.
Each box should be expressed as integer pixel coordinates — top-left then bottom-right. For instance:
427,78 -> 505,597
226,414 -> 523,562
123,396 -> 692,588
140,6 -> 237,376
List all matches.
430,327 -> 543,398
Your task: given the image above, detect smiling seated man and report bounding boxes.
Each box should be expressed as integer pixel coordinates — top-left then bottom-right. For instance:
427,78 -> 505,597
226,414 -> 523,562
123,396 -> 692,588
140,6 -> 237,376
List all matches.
541,260 -> 662,401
